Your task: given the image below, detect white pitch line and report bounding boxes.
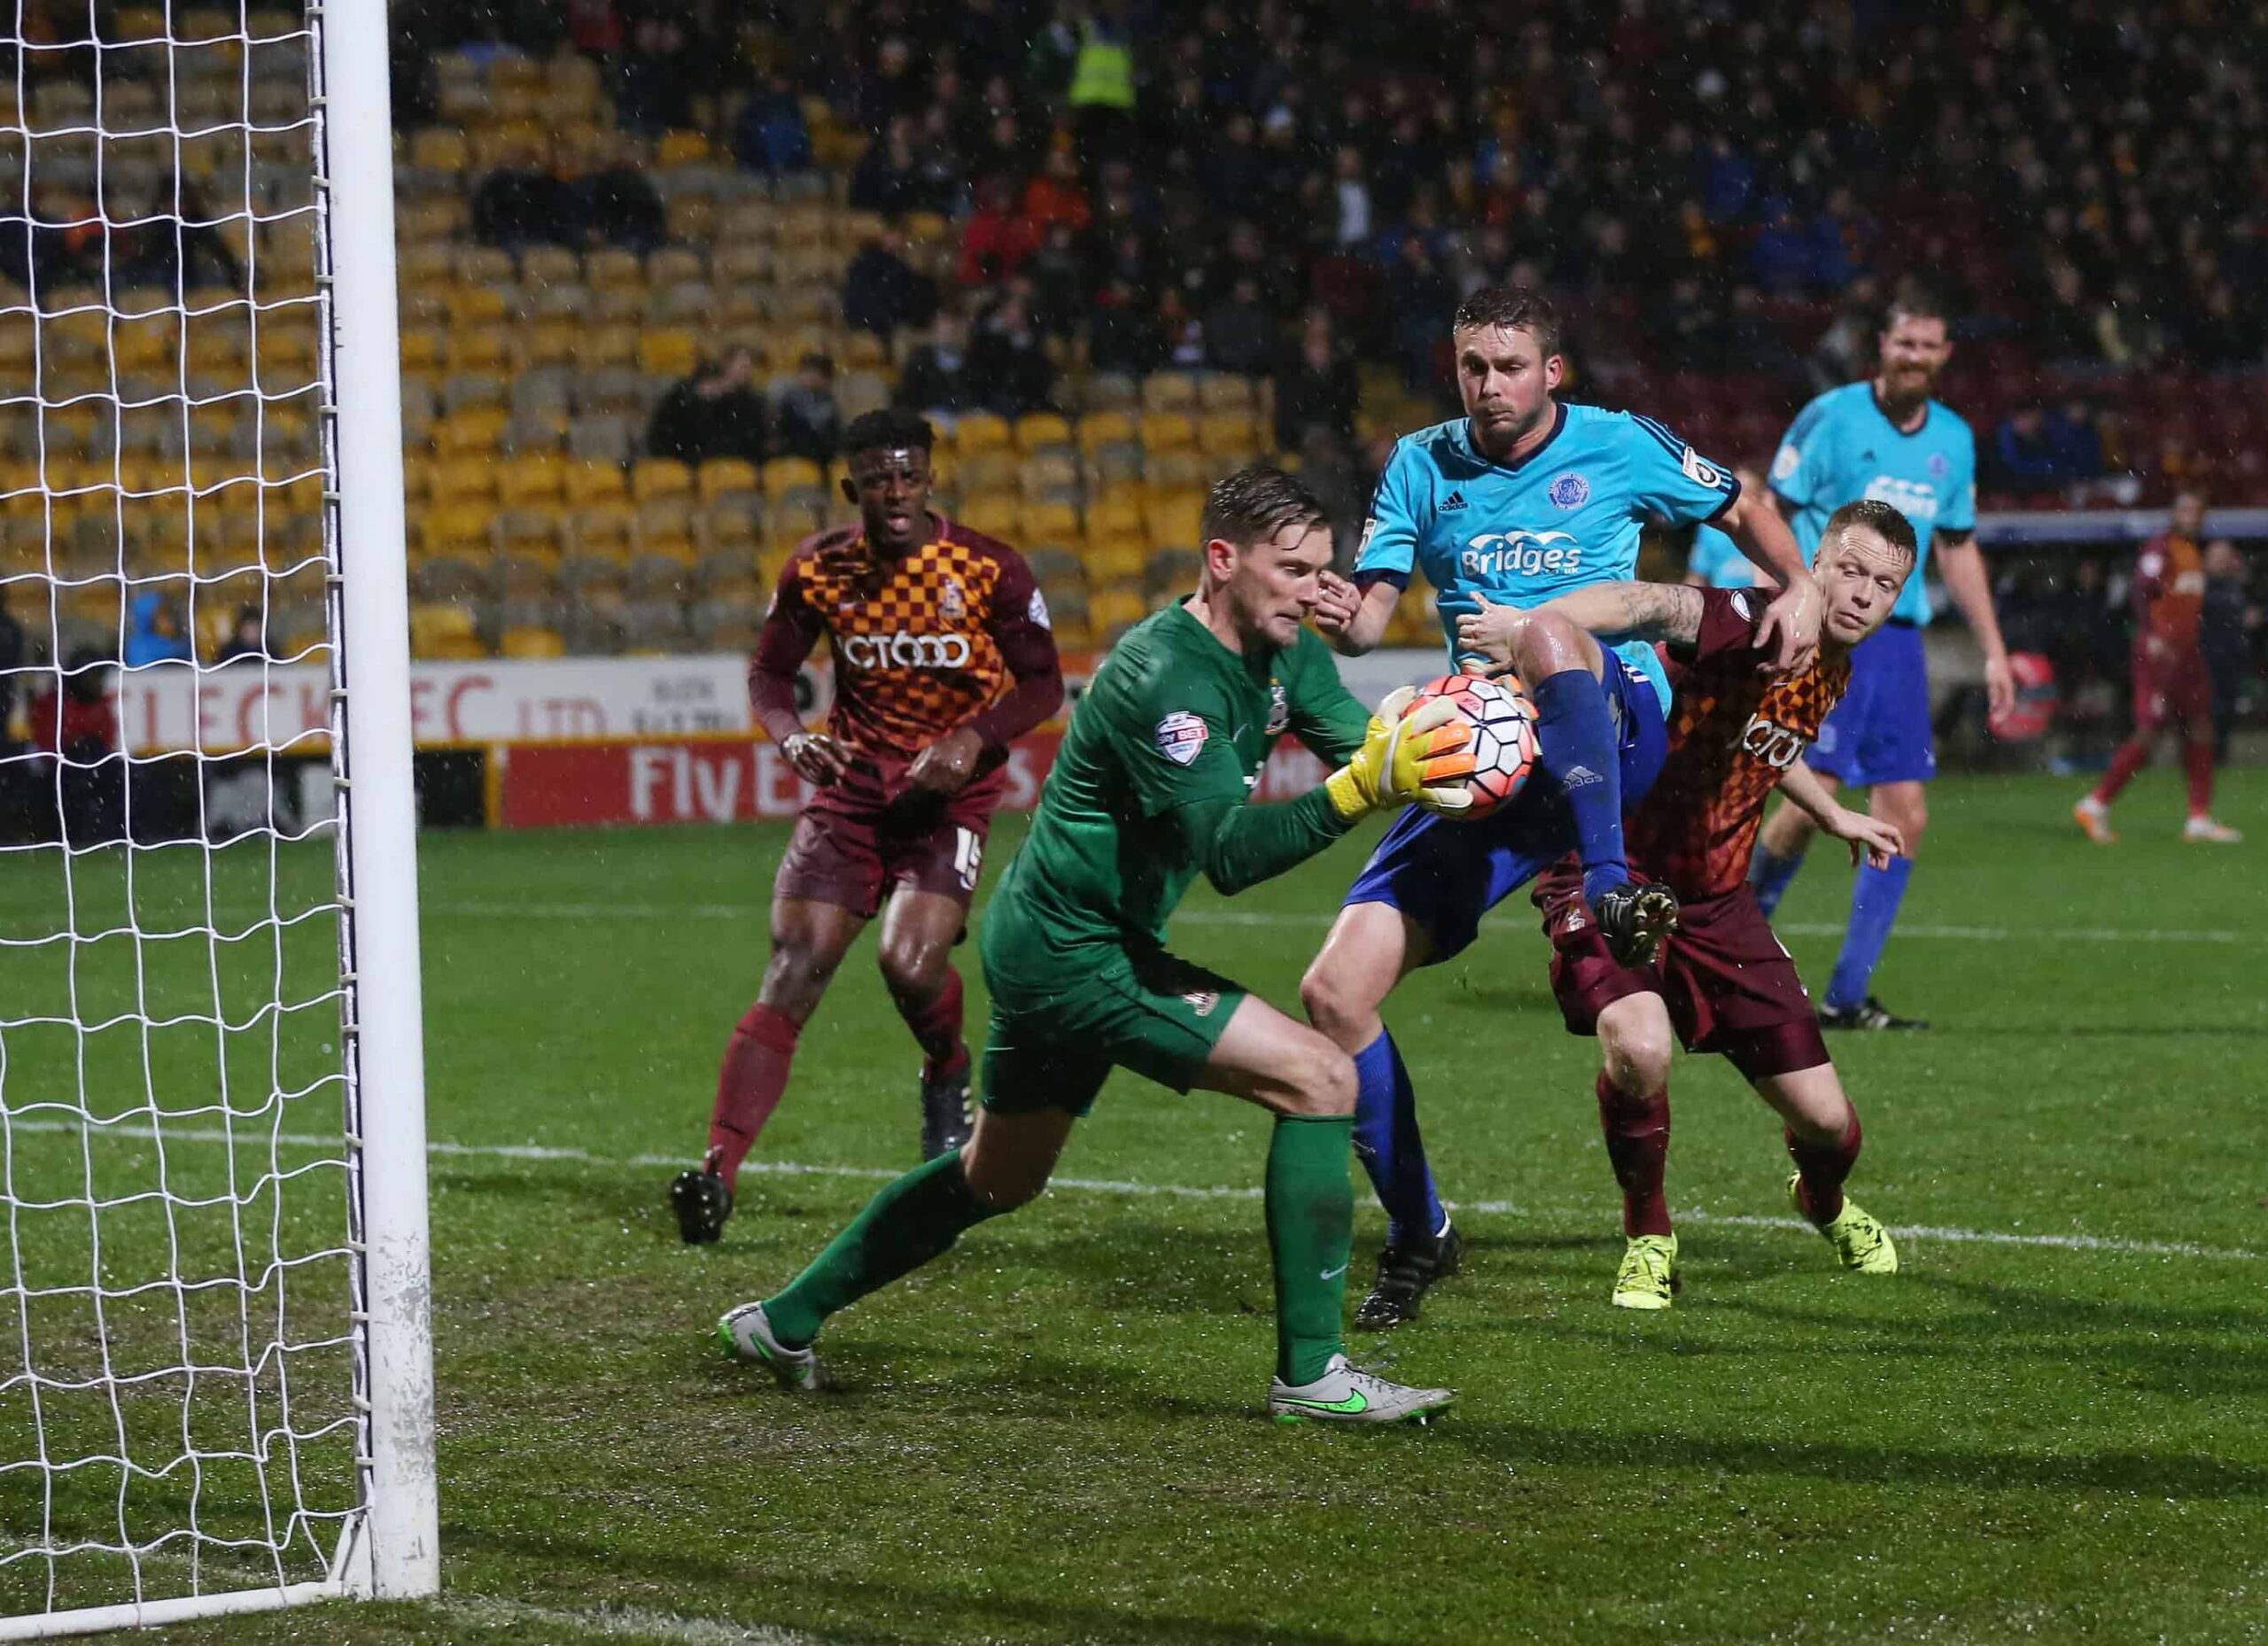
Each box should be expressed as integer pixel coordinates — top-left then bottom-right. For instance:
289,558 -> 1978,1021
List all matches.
443,1593 -> 825,1645
6,1119 -> 2256,1263
434,901 -> 2258,945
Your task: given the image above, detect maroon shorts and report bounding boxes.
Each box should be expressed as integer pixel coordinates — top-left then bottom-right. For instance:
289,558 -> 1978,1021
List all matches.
1535,866 -> 1829,1081
773,757 -> 1004,921
2132,645 -> 2212,735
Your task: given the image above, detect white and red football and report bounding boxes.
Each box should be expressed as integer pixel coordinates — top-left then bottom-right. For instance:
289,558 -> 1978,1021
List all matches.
1405,673 -> 1538,820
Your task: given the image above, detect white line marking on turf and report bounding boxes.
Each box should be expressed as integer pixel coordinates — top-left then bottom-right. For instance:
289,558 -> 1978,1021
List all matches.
443,1594 -> 824,1644
436,901 -> 2258,945
9,1119 -> 2256,1263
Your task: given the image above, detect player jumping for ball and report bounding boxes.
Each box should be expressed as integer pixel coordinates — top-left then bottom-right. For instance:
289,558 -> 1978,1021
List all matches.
1460,500 -> 1915,1308
671,411 -> 1064,1244
1747,285 -> 2016,1032
713,468 -> 1477,1422
1302,285 -> 1820,1330
2074,487 -> 2243,844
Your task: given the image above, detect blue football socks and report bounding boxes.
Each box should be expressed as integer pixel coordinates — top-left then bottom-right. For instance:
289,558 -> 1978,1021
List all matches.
1824,856 -> 1914,1012
1350,1028 -> 1445,1249
1531,667 -> 1629,906
1748,842 -> 1806,917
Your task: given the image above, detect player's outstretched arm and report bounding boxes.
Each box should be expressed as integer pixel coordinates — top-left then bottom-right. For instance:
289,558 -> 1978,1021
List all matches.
1172,693 -> 1472,897
1782,760 -> 1905,868
1715,488 -> 1820,673
1312,571 -> 1399,656
1457,585 -> 1705,668
1930,528 -> 2016,720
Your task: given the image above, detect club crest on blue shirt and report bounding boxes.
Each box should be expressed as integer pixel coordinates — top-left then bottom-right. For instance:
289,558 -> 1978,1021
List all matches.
1927,452 -> 1951,478
1154,710 -> 1208,765
1548,472 -> 1589,509
1266,680 -> 1290,735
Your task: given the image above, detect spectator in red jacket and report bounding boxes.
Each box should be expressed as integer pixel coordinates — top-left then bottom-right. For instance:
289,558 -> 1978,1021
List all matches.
957,176 -> 1039,286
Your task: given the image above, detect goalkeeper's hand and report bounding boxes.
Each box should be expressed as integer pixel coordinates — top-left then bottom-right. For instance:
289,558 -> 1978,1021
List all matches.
1324,687 -> 1475,821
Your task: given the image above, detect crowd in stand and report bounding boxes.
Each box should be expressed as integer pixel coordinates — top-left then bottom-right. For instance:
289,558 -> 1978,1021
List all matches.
404,0 -> 2264,389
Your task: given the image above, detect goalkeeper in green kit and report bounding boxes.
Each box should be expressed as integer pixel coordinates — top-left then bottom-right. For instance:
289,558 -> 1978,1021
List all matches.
717,467 -> 1472,1423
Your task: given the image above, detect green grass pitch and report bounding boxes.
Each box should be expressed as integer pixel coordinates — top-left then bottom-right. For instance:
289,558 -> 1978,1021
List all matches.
4,768 -> 2265,1643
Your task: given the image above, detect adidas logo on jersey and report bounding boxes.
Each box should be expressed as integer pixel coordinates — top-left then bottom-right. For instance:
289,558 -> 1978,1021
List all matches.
1441,491 -> 1468,511
1562,765 -> 1604,789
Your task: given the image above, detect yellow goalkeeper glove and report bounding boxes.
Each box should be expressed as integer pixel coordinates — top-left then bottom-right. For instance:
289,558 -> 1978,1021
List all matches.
1324,687 -> 1476,821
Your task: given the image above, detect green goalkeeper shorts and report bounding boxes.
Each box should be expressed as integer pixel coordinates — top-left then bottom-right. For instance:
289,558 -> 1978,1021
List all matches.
979,942 -> 1248,1117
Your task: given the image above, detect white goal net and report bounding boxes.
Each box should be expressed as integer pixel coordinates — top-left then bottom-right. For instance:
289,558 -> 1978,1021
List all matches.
0,2 -> 434,1636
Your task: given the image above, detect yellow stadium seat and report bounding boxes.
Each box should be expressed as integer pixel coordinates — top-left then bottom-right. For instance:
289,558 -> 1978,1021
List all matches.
1091,586 -> 1147,633
500,625 -> 565,659
1202,375 -> 1262,415
409,601 -> 485,660
1139,412 -> 1197,454
1145,450 -> 1215,492
521,321 -> 581,369
1198,413 -> 1259,456
1084,537 -> 1149,583
408,128 -> 468,173
1021,500 -> 1081,543
638,328 -> 699,377
398,327 -> 444,379
497,454 -> 566,508
1142,493 -> 1205,547
631,458 -> 694,502
954,412 -> 1013,457
656,128 -> 711,167
419,501 -> 493,553
697,458 -> 759,501
1076,410 -> 1138,454
446,328 -> 510,372
582,326 -> 639,369
432,408 -> 509,456
959,499 -> 1021,540
760,456 -> 825,495
567,500 -> 635,552
1083,493 -> 1144,537
429,458 -> 498,503
1141,372 -> 1200,413
563,461 -> 629,506
584,249 -> 645,291
1013,412 -> 1074,454
957,451 -> 1020,498
445,285 -> 509,329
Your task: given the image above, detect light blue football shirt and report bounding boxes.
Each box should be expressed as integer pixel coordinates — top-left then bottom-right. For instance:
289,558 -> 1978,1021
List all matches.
1768,381 -> 1976,626
1686,524 -> 1760,589
1355,402 -> 1741,709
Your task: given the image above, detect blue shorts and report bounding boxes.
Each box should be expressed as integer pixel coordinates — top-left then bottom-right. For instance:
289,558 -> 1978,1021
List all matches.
1343,656 -> 1670,964
1807,622 -> 1937,788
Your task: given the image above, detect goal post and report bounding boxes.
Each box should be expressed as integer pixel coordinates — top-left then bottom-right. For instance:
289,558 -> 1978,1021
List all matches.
323,0 -> 439,1608
0,0 -> 436,1634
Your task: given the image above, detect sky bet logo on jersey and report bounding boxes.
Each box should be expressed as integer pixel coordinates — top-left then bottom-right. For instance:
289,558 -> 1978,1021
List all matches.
1461,530 -> 1582,579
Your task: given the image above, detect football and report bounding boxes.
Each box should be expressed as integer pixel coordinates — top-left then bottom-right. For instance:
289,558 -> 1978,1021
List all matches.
1407,672 -> 1539,820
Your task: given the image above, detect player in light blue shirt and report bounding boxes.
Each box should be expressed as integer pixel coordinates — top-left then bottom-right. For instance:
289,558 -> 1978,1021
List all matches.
1302,286 -> 1819,1324
1748,287 -> 2015,1031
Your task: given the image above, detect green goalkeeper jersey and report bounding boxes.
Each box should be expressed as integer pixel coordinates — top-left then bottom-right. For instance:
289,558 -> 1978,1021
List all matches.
984,600 -> 1370,974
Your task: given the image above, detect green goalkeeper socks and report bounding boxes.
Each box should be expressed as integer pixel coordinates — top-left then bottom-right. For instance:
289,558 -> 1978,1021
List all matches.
1265,1113 -> 1356,1386
764,1150 -> 1004,1348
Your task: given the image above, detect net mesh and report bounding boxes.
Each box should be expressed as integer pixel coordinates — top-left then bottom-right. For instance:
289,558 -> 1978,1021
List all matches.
0,1 -> 363,1620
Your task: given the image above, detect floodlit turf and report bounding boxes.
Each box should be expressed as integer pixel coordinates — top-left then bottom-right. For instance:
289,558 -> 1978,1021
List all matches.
4,768 -> 2266,1644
